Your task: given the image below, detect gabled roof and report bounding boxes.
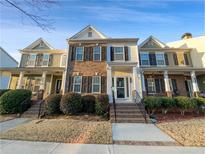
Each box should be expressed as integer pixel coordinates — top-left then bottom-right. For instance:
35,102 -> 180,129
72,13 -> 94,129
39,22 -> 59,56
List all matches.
0,47 -> 18,64
22,38 -> 54,51
69,25 -> 108,40
139,36 -> 168,48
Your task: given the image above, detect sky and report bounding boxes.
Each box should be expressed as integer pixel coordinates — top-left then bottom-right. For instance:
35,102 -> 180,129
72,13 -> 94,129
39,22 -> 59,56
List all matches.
0,0 -> 204,62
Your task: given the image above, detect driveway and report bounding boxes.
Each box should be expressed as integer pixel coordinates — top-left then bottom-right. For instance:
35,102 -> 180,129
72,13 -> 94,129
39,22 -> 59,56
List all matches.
0,139 -> 204,154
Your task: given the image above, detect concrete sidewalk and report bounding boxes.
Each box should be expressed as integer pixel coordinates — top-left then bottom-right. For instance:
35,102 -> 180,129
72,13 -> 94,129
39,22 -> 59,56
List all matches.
0,139 -> 204,154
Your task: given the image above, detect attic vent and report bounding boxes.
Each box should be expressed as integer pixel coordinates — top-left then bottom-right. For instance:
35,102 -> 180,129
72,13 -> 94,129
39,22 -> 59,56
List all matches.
88,32 -> 92,37
39,42 -> 44,47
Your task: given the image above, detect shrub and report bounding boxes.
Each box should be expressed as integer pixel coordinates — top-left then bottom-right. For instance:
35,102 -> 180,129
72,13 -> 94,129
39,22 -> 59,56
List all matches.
82,95 -> 96,113
191,97 -> 205,113
0,89 -> 10,97
60,93 -> 82,115
45,94 -> 62,115
159,97 -> 175,114
95,94 -> 109,116
0,89 -> 32,114
174,96 -> 196,115
144,96 -> 161,115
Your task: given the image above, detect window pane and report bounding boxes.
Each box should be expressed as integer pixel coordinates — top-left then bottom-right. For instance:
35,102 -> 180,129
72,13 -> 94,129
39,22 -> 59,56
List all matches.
74,85 -> 80,92
30,54 -> 36,60
115,47 -> 123,53
141,53 -> 149,60
93,85 -> 100,92
93,76 -> 100,84
76,47 -> 83,60
114,54 -> 124,60
75,76 -> 81,83
43,54 -> 49,60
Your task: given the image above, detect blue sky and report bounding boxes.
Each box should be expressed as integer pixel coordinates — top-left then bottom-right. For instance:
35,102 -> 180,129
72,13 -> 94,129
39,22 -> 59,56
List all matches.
0,0 -> 204,62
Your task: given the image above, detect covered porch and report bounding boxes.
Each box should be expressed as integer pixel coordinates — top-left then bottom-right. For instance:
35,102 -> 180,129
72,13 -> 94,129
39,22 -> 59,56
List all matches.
1,67 -> 66,99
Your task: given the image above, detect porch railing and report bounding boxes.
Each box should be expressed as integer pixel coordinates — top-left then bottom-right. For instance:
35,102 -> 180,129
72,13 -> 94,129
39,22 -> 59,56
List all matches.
38,99 -> 45,118
112,89 -> 117,122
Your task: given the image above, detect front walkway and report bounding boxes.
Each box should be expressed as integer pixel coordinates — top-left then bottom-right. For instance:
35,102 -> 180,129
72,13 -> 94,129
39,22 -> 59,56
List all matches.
112,123 -> 177,145
0,139 -> 204,154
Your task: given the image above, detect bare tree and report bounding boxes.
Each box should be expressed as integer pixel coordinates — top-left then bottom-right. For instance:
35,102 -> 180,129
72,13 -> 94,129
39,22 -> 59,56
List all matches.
1,0 -> 57,31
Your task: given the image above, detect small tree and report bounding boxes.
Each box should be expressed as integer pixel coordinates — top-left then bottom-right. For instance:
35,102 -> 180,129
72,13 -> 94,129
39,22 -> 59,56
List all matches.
144,96 -> 161,115
160,97 -> 175,114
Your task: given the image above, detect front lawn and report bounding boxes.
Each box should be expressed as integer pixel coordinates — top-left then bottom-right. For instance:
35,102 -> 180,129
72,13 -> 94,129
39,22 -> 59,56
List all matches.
157,118 -> 205,146
0,114 -> 17,122
0,119 -> 112,144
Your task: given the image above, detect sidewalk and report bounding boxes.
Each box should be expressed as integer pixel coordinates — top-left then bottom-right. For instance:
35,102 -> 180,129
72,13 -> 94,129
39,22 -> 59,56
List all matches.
0,139 -> 204,154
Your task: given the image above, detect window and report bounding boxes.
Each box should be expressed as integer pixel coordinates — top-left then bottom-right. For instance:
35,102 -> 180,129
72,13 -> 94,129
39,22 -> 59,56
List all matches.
93,46 -> 101,61
60,54 -> 67,67
42,54 -> 50,66
147,78 -> 156,94
88,32 -> 92,37
114,47 -> 124,61
156,52 -> 165,66
76,47 -> 83,61
184,53 -> 189,65
92,76 -> 101,93
73,76 -> 82,93
140,52 -> 149,66
27,54 -> 36,66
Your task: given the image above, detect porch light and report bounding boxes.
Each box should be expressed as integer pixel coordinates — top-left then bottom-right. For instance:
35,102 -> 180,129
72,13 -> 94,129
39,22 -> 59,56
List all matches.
76,72 -> 80,76
95,72 -> 99,75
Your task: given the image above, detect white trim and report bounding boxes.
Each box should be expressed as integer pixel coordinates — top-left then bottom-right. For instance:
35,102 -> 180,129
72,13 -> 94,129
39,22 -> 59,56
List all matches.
92,76 -> 101,93
49,74 -> 54,95
140,52 -> 150,67
113,46 -> 125,61
75,47 -> 84,61
73,76 -> 82,93
93,46 -> 102,61
139,36 -> 167,48
60,54 -> 67,67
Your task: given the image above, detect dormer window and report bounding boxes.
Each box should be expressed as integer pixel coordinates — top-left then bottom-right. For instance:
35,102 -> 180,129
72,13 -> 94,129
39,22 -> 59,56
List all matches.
88,32 -> 92,37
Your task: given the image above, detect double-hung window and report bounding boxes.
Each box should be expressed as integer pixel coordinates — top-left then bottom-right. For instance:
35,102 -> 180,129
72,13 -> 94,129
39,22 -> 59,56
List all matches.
147,78 -> 156,94
60,54 -> 67,67
76,47 -> 83,61
140,52 -> 149,66
114,47 -> 124,61
156,52 -> 165,66
42,54 -> 50,66
73,76 -> 82,93
92,76 -> 101,93
27,54 -> 36,66
93,46 -> 101,61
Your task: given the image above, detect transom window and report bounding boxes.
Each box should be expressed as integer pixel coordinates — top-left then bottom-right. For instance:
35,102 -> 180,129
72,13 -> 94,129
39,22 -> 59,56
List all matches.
93,46 -> 101,61
140,52 -> 149,66
114,47 -> 124,61
156,53 -> 165,66
92,76 -> 101,93
76,47 -> 83,61
42,54 -> 50,66
147,78 -> 156,94
73,76 -> 82,93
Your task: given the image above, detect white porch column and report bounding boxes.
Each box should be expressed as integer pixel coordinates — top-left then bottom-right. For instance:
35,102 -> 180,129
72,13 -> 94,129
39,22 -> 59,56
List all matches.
61,71 -> 66,94
132,66 -> 137,91
135,68 -> 143,99
107,65 -> 112,103
190,71 -> 199,96
17,71 -> 24,89
141,71 -> 146,95
40,71 -> 47,90
164,70 -> 172,97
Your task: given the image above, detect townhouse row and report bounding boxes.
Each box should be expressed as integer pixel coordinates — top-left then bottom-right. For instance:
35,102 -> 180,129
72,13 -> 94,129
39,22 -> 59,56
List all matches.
1,25 -> 205,103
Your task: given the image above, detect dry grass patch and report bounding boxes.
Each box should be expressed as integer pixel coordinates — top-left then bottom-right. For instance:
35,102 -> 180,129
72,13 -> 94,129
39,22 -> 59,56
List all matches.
157,118 -> 205,146
0,114 -> 17,122
0,119 -> 112,144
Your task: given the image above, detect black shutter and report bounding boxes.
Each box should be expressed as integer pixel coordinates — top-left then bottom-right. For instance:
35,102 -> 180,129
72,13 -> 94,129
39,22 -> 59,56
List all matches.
101,46 -> 107,61
87,76 -> 92,93
145,78 -> 148,94
84,47 -> 89,61
82,76 -> 88,93
160,79 -> 165,92
173,53 -> 178,65
172,79 -> 178,92
155,79 -> 160,93
71,46 -> 76,61
164,53 -> 169,65
184,53 -> 189,65
139,53 -> 141,65
149,53 -> 156,66
124,46 -> 129,61
101,76 -> 106,93
110,47 -> 114,61
68,76 -> 74,92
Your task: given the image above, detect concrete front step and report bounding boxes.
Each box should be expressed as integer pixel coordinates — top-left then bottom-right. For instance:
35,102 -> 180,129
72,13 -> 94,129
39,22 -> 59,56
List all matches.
110,115 -> 144,119
111,119 -> 146,123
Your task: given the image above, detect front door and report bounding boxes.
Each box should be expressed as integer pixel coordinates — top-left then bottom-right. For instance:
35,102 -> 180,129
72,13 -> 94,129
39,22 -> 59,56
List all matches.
116,77 -> 125,98
55,79 -> 62,93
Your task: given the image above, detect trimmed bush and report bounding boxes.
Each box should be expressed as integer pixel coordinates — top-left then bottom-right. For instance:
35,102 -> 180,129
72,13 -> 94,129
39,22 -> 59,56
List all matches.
0,89 -> 32,114
45,94 -> 62,115
60,93 -> 82,115
159,97 -> 175,114
174,96 -> 196,115
144,96 -> 161,115
0,89 -> 10,97
82,95 -> 96,113
191,97 -> 205,113
95,94 -> 109,116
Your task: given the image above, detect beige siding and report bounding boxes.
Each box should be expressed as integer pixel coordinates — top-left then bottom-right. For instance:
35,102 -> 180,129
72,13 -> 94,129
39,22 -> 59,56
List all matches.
9,76 -> 18,89
51,54 -> 61,67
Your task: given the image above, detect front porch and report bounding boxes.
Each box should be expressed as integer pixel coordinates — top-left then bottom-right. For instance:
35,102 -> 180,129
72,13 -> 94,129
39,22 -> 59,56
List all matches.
2,67 -> 66,99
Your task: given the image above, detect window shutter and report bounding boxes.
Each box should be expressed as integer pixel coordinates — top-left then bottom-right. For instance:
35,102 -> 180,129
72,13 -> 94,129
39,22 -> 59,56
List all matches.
171,79 -> 178,91
139,53 -> 141,65
101,76 -> 107,93
87,76 -> 92,93
149,53 -> 156,65
82,76 -> 88,93
68,76 -> 74,92
184,53 -> 189,65
48,54 -> 53,66
71,46 -> 76,61
145,78 -> 148,94
173,53 -> 178,65
84,47 -> 89,61
155,79 -> 160,93
160,79 -> 165,92
124,46 -> 129,61
110,47 -> 114,61
164,53 -> 169,65
89,47 -> 93,61
101,46 -> 107,61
